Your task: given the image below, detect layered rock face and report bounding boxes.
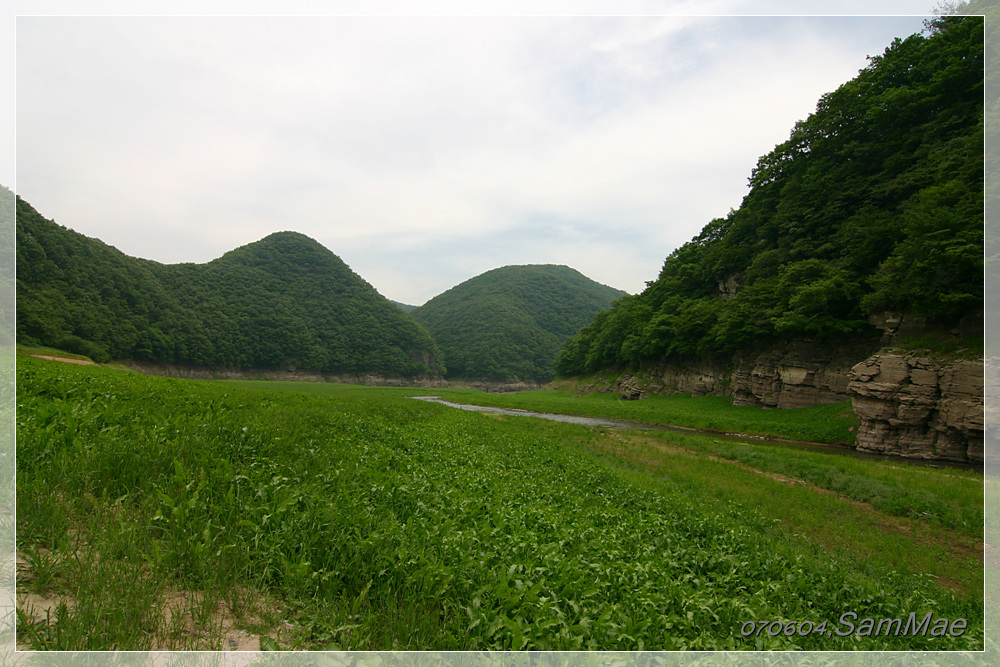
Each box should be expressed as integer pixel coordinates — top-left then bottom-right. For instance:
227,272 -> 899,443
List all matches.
582,337 -> 984,463
729,340 -> 878,409
450,378 -> 544,393
848,353 -> 983,462
570,360 -> 730,400
596,340 -> 879,408
611,361 -> 730,400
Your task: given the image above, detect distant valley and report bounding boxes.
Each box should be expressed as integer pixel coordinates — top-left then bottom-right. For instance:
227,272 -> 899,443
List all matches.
10,12 -> 985,461
14,194 -> 624,384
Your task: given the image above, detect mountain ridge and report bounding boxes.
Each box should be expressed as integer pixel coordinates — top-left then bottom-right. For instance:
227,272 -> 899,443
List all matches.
16,200 -> 443,377
15,199 -> 626,384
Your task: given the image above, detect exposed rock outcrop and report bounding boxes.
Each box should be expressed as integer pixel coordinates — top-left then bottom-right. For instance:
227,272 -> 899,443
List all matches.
617,376 -> 645,400
717,274 -> 744,300
729,339 -> 880,409
848,353 -> 983,463
449,378 -> 544,393
577,361 -> 730,399
580,339 -> 880,409
571,338 -> 984,463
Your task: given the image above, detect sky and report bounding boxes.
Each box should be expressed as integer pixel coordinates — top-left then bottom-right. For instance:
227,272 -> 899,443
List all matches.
10,2 -> 937,306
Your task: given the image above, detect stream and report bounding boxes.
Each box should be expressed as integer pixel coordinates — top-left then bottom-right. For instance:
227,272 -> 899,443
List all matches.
409,395 -> 980,470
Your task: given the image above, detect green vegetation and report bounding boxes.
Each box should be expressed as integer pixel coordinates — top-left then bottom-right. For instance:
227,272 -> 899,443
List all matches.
16,200 -> 441,376
618,430 -> 982,536
15,198 -> 629,382
391,300 -> 417,313
235,379 -> 983,535
411,265 -> 625,382
557,16 -> 983,376
17,356 -> 982,650
585,430 -> 982,599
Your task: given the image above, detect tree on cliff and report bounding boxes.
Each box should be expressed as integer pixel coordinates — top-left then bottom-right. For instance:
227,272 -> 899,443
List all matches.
556,14 -> 983,376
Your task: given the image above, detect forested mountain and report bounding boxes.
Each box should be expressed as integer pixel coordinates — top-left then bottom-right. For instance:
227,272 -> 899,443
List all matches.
17,198 -> 191,363
556,15 -> 983,377
16,198 -> 442,376
411,265 -> 625,382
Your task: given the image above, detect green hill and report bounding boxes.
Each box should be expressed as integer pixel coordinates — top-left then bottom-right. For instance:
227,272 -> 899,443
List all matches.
556,15 -> 983,376
16,198 -> 442,376
411,265 -> 626,382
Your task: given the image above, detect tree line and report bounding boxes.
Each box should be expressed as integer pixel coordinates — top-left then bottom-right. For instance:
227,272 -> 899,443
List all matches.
556,15 -> 984,376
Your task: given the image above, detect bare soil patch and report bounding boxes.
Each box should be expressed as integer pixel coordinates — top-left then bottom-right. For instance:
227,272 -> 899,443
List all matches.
31,354 -> 95,365
16,549 -> 291,651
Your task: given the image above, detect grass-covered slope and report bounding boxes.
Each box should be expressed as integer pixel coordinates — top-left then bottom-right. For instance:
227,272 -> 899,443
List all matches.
411,264 -> 625,382
16,198 -> 441,376
557,15 -> 983,376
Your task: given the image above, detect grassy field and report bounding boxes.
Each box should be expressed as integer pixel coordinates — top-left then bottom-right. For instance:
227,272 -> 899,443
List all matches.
15,356 -> 984,650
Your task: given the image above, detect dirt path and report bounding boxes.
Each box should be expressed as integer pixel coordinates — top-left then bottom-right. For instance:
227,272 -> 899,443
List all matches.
31,355 -> 95,365
591,431 -> 985,571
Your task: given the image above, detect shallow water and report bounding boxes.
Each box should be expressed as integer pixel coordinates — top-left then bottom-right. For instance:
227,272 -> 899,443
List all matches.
410,395 -> 980,470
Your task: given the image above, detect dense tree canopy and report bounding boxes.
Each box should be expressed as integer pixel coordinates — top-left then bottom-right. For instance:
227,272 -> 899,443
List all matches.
557,16 -> 983,376
16,200 -> 442,376
411,265 -> 625,382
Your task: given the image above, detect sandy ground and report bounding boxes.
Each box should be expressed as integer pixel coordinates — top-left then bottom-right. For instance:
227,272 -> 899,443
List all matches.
16,551 -> 286,651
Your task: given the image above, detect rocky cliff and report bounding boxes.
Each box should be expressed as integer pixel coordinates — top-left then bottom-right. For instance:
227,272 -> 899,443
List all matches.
574,337 -> 983,463
729,340 -> 881,409
848,353 -> 983,463
583,339 -> 879,408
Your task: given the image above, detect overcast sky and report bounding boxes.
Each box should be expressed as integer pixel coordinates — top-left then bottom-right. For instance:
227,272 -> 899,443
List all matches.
12,2 -> 935,305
